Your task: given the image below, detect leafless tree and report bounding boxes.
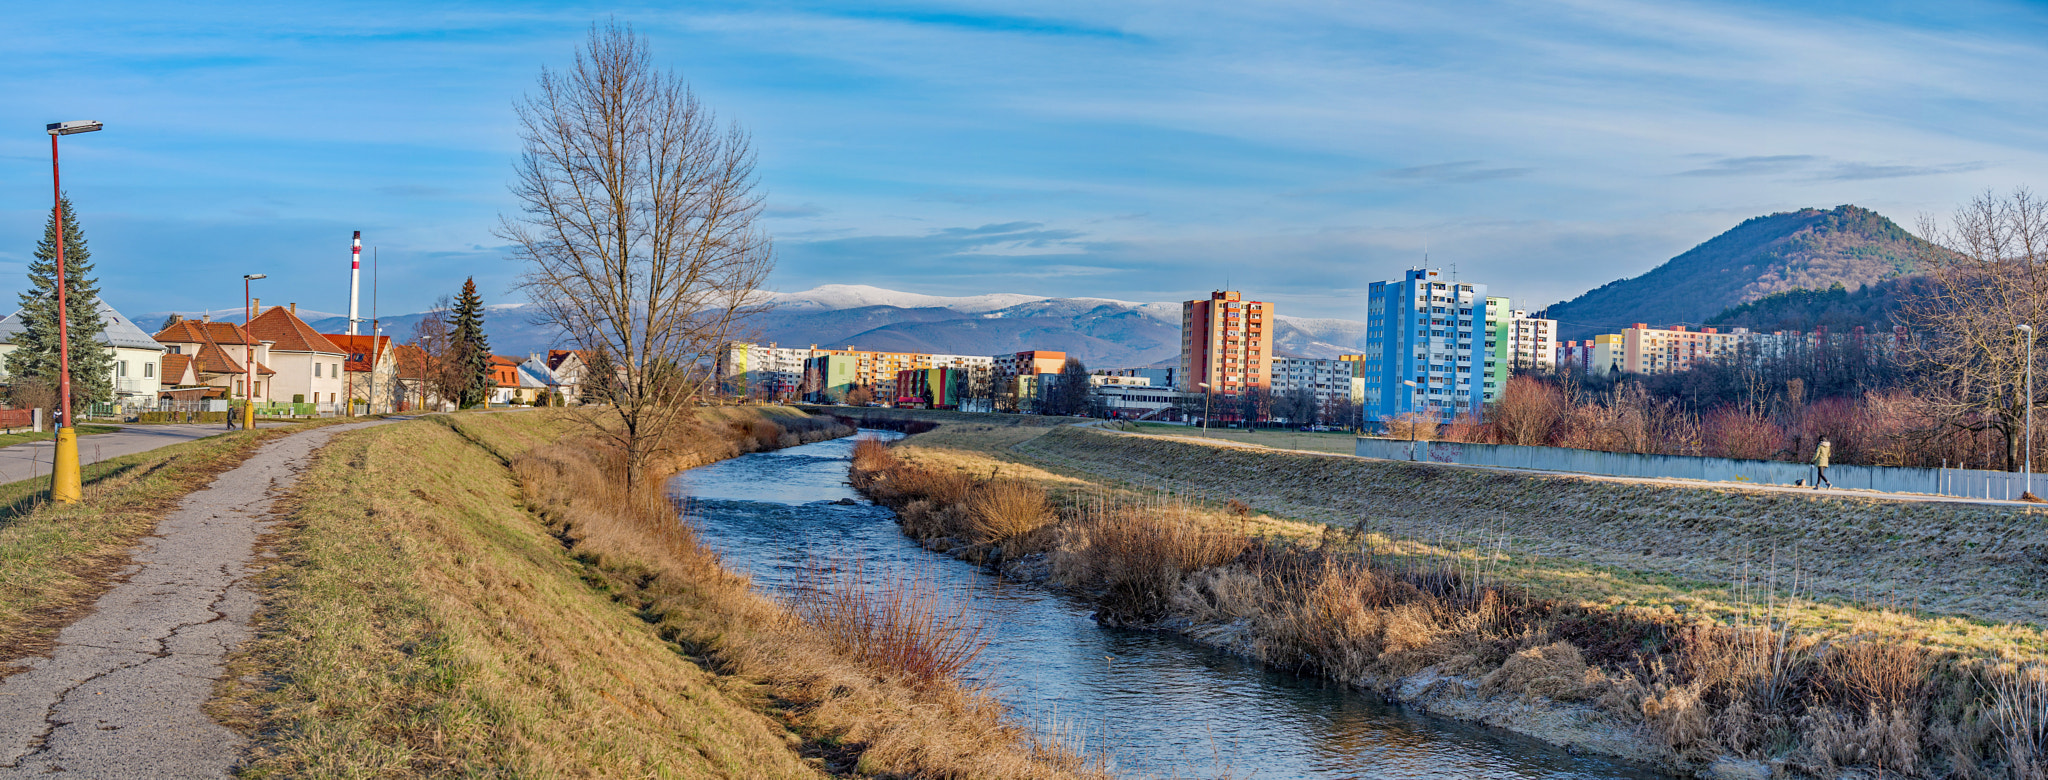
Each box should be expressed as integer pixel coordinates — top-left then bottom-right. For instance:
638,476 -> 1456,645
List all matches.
407,296 -> 463,411
1899,188 -> 2048,471
501,22 -> 774,487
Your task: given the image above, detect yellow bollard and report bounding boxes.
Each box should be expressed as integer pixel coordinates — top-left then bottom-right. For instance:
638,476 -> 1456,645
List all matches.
52,428 -> 81,504
242,400 -> 256,431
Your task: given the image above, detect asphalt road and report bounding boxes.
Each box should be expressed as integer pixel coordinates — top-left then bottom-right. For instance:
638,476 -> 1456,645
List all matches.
0,422 -> 292,488
0,419 -> 391,778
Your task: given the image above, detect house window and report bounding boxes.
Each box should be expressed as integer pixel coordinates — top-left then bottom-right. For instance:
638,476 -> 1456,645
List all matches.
314,363 -> 322,378
145,362 -> 155,378
116,361 -> 128,377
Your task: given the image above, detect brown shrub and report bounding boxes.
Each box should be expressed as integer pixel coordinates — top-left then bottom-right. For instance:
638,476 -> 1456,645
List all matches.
789,561 -> 986,688
966,480 -> 1050,545
1480,642 -> 1594,701
1053,504 -> 1246,624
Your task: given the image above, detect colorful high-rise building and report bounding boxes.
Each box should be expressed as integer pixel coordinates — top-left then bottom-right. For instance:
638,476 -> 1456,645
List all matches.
1484,296 -> 1511,404
1362,269 -> 1490,425
1179,291 -> 1274,398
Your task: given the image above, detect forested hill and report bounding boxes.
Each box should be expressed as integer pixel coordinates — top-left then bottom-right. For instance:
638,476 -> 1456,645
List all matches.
1703,277 -> 1928,334
1545,205 -> 1929,340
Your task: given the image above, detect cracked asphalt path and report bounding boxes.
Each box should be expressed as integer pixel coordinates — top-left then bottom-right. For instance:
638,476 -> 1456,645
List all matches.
0,419 -> 392,778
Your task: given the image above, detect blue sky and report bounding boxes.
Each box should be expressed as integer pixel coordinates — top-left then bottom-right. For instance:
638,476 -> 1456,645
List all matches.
3,0 -> 2045,322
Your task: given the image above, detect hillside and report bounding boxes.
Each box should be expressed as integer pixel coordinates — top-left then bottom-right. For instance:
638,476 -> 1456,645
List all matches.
1704,276 -> 1929,334
1545,205 -> 1928,340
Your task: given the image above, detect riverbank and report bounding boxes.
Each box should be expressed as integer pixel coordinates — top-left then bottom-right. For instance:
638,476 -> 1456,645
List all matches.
851,416 -> 2048,779
218,407 -> 1106,778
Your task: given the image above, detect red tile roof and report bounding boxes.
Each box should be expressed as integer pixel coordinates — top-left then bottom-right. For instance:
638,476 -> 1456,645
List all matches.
154,319 -> 258,347
325,334 -> 392,373
193,342 -> 274,376
546,349 -> 585,370
160,353 -> 194,386
249,307 -> 346,355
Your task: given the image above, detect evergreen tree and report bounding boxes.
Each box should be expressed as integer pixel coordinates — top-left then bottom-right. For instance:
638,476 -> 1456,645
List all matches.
448,278 -> 493,407
7,196 -> 114,408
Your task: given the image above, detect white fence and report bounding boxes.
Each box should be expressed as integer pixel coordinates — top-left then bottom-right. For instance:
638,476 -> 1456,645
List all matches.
1353,437 -> 2038,500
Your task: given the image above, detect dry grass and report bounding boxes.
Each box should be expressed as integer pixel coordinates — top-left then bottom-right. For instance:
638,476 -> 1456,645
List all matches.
789,561 -> 987,688
0,419 -> 354,667
848,412 -> 2048,777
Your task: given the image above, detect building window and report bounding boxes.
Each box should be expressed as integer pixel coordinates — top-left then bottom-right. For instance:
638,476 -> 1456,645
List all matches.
116,361 -> 128,377
315,363 -> 322,378
145,362 -> 156,378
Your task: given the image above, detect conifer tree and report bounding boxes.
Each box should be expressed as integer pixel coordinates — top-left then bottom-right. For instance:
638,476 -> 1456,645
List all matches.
448,277 -> 493,407
7,196 -> 113,407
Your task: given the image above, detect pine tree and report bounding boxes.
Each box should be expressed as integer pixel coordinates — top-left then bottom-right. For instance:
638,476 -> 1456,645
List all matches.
448,277 -> 493,408
7,196 -> 114,408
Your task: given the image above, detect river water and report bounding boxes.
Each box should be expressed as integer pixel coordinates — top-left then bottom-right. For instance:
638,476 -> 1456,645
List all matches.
670,432 -> 1664,779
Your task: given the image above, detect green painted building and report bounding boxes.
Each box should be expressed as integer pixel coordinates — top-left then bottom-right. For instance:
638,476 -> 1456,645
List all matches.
1484,296 -> 1511,405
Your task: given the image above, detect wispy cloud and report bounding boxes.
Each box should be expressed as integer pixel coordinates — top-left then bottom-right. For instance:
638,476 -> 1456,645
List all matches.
1381,161 -> 1533,183
1676,155 -> 1819,177
1816,161 -> 1989,181
764,201 -> 828,218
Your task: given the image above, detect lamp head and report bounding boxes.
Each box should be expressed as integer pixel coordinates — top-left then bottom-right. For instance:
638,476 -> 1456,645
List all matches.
2021,324 -> 2034,333
244,273 -> 267,280
46,121 -> 103,136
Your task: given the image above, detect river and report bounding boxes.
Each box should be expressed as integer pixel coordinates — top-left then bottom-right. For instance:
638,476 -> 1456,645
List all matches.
670,431 -> 1665,779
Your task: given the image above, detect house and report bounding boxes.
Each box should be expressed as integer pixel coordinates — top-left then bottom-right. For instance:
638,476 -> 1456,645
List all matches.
0,300 -> 169,410
518,354 -> 566,404
487,355 -> 527,405
389,344 -> 453,412
325,334 -> 397,414
545,350 -> 587,404
152,317 -> 277,403
248,304 -> 349,409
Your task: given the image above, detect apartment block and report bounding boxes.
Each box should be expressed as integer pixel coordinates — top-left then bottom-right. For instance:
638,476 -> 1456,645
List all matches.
720,342 -> 994,399
1180,291 -> 1274,397
1363,269 -> 1489,424
1483,296 -> 1510,404
993,350 -> 1068,412
1270,356 -> 1355,412
1508,310 -> 1558,372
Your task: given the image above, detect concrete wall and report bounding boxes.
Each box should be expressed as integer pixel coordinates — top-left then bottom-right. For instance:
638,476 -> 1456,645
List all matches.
1353,437 -> 2037,500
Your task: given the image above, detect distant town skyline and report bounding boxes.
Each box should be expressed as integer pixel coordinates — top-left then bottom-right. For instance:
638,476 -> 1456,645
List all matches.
4,0 -> 2046,321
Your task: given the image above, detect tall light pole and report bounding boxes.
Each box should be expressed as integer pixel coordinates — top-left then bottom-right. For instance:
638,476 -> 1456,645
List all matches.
1402,380 -> 1422,459
2021,323 -> 2035,499
45,120 -> 103,504
1198,381 -> 1212,436
243,274 -> 266,431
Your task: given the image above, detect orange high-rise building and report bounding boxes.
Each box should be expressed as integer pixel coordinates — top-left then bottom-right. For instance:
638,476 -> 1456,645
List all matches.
1180,290 -> 1274,396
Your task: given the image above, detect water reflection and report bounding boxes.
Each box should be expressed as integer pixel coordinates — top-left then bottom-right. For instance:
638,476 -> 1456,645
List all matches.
670,432 -> 1665,779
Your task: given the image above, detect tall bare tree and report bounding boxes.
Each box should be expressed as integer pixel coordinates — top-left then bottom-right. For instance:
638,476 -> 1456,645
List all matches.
501,22 -> 773,486
1899,188 -> 2048,472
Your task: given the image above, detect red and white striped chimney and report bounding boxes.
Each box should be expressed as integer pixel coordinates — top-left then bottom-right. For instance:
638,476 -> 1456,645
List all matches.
348,231 -> 362,336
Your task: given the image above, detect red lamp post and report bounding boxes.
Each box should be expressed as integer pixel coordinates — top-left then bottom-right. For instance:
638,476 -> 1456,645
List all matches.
45,120 -> 102,504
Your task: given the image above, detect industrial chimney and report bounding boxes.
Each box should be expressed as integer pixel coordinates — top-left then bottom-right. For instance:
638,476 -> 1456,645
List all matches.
348,231 -> 362,336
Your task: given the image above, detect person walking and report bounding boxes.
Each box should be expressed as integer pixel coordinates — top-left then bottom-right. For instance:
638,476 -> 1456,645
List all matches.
1813,437 -> 1834,489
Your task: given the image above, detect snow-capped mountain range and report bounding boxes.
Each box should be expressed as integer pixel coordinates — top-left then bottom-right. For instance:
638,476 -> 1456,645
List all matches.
744,285 -> 1367,367
135,285 -> 1370,368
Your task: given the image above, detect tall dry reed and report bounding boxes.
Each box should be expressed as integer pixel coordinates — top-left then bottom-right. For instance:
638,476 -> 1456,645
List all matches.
789,560 -> 987,688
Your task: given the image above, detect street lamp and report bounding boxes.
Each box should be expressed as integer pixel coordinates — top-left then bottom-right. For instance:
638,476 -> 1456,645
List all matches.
1401,380 -> 1422,459
1197,382 -> 1212,436
45,120 -> 104,504
243,274 -> 266,431
2021,323 -> 2036,499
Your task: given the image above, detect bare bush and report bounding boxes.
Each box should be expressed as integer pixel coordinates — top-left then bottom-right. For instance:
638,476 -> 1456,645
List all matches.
790,561 -> 987,688
966,480 -> 1050,544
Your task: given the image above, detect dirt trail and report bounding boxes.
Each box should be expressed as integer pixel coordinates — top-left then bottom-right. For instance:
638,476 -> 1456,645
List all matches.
0,420 -> 390,778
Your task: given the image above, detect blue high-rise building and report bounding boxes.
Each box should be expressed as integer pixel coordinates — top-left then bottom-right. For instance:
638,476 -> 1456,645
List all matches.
1362,269 -> 1491,427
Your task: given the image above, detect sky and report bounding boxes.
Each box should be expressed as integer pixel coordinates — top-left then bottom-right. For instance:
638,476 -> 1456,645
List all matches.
3,0 -> 2046,322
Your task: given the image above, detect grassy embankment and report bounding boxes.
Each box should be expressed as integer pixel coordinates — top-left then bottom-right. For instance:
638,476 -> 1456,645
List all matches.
0,418 -> 350,666
219,406 -> 1106,779
853,414 -> 2048,778
1122,421 -> 1360,455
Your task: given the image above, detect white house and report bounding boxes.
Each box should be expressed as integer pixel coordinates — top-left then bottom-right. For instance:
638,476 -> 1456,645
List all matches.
248,304 -> 348,409
0,300 -> 168,409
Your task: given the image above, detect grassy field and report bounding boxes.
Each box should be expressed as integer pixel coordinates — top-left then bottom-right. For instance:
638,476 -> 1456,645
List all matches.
0,418 -> 350,667
1124,421 -> 1361,455
860,409 -> 2048,776
222,407 -> 1103,779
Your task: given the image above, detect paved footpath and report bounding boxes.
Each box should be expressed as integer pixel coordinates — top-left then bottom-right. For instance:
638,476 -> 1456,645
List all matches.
0,423 -> 295,488
0,419 -> 392,778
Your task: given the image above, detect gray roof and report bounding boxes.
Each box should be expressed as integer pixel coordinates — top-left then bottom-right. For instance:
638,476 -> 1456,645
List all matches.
0,300 -> 167,352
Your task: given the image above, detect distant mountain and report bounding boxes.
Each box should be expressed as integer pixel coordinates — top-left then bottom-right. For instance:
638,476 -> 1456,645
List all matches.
740,285 -> 1371,367
1545,205 -> 1930,340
